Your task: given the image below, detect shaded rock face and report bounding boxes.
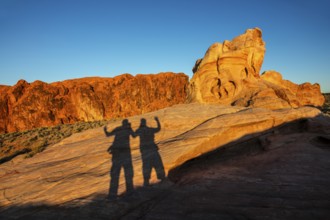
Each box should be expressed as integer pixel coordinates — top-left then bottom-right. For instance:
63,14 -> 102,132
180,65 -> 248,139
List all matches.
0,72 -> 188,133
188,28 -> 325,108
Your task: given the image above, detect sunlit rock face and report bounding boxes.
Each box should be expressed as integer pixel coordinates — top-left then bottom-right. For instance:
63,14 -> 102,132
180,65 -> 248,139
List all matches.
1,103 -> 329,219
0,103 -> 323,208
189,28 -> 265,104
188,28 -> 325,108
261,70 -> 325,107
0,72 -> 188,133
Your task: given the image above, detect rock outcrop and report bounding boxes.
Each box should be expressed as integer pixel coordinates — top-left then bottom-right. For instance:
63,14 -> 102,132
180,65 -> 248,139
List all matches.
1,103 -> 330,219
0,72 -> 188,133
261,71 -> 325,107
188,28 -> 325,109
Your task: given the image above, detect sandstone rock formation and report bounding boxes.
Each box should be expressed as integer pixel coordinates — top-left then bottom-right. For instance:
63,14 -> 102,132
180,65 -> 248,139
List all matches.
188,28 -> 325,109
0,72 -> 188,133
261,71 -> 325,107
1,103 -> 330,219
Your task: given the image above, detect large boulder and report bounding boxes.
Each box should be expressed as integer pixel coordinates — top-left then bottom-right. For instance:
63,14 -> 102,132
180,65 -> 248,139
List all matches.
188,28 -> 325,109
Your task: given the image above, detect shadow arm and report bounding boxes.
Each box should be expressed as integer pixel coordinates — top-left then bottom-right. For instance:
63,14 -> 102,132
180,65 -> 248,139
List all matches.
104,126 -> 114,137
154,117 -> 161,132
130,128 -> 137,138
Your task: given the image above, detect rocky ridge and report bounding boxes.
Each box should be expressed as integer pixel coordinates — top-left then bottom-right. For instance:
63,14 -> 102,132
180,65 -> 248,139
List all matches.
0,72 -> 188,133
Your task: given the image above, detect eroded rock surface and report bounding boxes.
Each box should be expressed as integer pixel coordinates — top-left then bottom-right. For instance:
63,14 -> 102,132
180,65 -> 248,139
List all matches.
188,28 -> 325,109
261,70 -> 325,107
1,104 -> 329,219
0,72 -> 188,133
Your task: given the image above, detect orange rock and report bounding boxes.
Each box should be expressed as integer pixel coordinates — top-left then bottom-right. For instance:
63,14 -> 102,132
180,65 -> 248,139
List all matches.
261,71 -> 325,107
189,28 -> 265,104
188,28 -> 325,109
0,72 -> 188,133
296,82 -> 325,107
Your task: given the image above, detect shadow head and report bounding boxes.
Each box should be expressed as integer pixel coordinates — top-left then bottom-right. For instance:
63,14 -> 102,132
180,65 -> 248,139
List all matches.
140,118 -> 146,127
122,119 -> 130,127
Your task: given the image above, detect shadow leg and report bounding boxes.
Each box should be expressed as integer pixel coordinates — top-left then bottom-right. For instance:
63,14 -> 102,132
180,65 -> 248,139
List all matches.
142,156 -> 152,186
153,151 -> 165,180
109,160 -> 121,198
124,160 -> 134,193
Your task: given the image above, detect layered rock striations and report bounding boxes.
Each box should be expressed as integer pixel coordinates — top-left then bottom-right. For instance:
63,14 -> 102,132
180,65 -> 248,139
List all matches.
188,28 -> 325,109
1,103 -> 329,219
0,72 -> 188,133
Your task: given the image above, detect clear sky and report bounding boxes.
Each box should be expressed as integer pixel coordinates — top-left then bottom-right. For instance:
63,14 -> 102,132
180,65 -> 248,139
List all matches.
1,0 -> 329,92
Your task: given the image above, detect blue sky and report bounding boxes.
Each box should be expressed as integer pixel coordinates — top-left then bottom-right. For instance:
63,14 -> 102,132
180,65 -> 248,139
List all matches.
1,0 -> 329,92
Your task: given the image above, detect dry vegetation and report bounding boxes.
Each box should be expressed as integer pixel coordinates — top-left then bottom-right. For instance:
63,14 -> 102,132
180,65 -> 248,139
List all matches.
322,93 -> 330,116
0,120 -> 113,164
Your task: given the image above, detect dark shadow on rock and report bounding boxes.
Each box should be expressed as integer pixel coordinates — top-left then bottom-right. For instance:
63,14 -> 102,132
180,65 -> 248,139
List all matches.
168,118 -> 315,181
311,135 -> 330,149
0,180 -> 174,220
135,117 -> 165,186
1,115 -> 330,219
104,119 -> 135,199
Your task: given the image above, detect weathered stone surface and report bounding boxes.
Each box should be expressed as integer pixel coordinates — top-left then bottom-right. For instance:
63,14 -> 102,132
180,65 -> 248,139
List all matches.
0,72 -> 188,133
189,28 -> 265,104
261,70 -> 325,107
1,103 -> 329,219
188,28 -> 325,108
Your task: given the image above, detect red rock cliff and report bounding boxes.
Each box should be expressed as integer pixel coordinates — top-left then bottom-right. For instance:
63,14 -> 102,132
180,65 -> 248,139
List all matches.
0,72 -> 188,133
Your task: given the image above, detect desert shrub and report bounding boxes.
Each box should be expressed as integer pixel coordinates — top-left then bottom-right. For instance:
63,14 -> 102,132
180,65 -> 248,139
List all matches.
36,140 -> 48,153
322,93 -> 330,117
25,152 -> 34,158
29,135 -> 38,142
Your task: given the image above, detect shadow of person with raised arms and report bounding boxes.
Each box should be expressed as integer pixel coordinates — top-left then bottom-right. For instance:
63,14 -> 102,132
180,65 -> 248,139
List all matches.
104,119 -> 136,199
135,117 -> 165,186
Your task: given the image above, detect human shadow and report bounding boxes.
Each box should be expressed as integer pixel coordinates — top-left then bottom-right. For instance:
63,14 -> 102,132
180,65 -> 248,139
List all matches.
104,119 -> 136,199
135,117 -> 165,186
